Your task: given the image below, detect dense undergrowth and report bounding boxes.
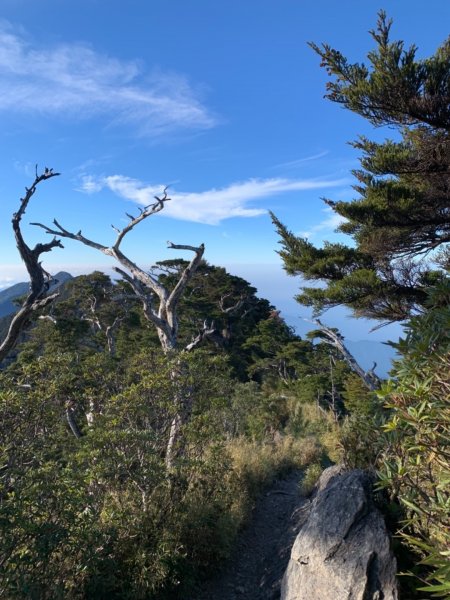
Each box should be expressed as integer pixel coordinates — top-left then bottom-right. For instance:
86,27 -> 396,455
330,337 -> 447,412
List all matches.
0,272 -> 344,599
0,354 -> 328,599
336,283 -> 450,598
1,273 -> 448,599
1,282 -> 449,599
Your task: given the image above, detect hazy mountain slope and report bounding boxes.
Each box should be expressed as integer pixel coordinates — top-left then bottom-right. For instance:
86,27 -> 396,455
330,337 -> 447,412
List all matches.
0,281 -> 30,318
0,272 -> 73,318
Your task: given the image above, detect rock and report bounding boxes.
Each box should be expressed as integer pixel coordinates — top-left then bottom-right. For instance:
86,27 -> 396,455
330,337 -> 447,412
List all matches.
281,466 -> 398,600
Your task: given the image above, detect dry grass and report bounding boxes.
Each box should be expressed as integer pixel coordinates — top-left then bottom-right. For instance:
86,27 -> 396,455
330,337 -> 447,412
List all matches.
299,462 -> 323,495
226,434 -> 322,522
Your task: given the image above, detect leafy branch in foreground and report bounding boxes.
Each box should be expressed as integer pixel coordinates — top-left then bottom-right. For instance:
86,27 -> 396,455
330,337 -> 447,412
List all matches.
378,281 -> 450,596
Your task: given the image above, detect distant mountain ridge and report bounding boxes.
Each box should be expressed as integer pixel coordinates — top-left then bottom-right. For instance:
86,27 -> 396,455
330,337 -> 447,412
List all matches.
0,272 -> 73,318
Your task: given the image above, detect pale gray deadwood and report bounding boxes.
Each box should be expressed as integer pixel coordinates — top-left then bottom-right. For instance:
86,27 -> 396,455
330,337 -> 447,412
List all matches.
0,167 -> 62,363
310,319 -> 381,391
33,188 -> 208,467
33,189 -> 205,353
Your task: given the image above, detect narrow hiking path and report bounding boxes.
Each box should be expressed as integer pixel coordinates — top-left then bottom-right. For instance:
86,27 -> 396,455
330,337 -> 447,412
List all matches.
190,470 -> 310,600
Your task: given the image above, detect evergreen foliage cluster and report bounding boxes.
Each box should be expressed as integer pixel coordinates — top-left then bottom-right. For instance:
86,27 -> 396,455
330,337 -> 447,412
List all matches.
272,11 -> 449,323
273,12 -> 450,595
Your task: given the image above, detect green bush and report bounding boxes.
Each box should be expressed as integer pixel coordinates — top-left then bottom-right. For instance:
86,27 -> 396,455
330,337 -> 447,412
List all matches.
378,282 -> 450,597
0,344 -> 328,599
0,350 -> 236,598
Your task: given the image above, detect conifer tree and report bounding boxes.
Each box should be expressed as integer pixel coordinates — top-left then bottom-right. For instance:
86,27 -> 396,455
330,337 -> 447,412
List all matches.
272,12 -> 450,323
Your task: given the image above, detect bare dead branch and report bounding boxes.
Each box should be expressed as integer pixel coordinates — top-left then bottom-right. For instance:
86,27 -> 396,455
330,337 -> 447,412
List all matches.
185,320 -> 225,352
308,318 -> 381,391
32,219 -> 109,254
112,187 -> 170,250
38,315 -> 58,324
105,315 -> 124,356
166,241 -> 201,253
219,293 -> 246,315
0,293 -> 60,361
166,242 -> 205,315
0,169 -> 62,362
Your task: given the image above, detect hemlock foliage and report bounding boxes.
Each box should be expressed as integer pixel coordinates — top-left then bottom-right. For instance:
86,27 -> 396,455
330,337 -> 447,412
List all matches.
272,11 -> 449,323
273,12 -> 450,595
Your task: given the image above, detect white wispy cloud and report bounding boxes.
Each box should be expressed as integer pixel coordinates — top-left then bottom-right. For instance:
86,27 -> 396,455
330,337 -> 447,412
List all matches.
78,174 -> 348,225
274,151 -> 329,170
79,174 -> 104,194
299,206 -> 348,239
0,22 -> 215,135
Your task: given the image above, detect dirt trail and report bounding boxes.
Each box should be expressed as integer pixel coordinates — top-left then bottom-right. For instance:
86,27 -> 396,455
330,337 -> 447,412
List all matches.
190,470 -> 310,600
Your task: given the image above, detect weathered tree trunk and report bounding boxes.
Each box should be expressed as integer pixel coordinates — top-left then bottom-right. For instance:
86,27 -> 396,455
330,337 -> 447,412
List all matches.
66,401 -> 83,438
165,361 -> 194,469
34,191 -> 206,468
310,319 -> 381,391
0,168 -> 62,363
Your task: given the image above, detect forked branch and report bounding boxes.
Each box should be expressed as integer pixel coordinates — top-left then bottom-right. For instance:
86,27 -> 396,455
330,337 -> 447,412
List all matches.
33,190 -> 205,353
113,187 -> 170,250
0,168 -> 62,362
185,320 -> 225,352
166,242 -> 205,314
309,319 -> 381,391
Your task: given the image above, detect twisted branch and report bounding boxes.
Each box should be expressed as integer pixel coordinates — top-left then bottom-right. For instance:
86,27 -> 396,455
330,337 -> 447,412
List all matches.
0,168 -> 62,362
309,319 -> 381,391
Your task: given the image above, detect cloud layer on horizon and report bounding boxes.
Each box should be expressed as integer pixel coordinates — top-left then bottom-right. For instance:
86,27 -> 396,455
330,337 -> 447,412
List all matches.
79,174 -> 349,225
0,22 -> 215,135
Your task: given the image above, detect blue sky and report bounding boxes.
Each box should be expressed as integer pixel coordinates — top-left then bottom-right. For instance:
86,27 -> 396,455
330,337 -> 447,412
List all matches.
1,0 -> 448,341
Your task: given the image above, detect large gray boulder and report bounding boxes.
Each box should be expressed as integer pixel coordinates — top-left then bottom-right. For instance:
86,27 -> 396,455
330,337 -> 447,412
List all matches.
281,465 -> 398,600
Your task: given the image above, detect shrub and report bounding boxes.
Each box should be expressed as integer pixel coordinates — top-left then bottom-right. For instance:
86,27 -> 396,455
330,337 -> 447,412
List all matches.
378,282 -> 450,596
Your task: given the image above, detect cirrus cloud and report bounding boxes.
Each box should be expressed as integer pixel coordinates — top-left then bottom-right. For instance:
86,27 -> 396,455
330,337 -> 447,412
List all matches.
78,174 -> 349,225
0,22 -> 216,136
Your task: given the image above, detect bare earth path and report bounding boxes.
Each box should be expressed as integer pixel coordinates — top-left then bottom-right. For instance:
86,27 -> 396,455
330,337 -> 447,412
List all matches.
190,470 -> 310,600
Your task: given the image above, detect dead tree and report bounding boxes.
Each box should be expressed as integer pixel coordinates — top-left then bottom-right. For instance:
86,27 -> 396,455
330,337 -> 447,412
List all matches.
33,190 -> 204,352
0,168 -> 62,363
33,190 -> 207,468
78,294 -> 126,356
309,319 -> 381,391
